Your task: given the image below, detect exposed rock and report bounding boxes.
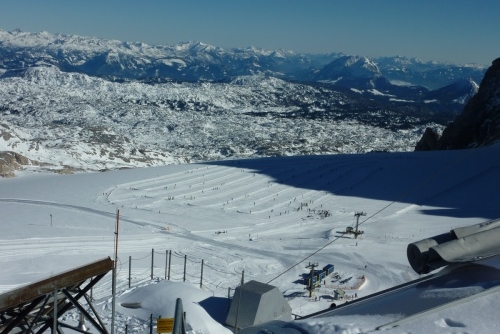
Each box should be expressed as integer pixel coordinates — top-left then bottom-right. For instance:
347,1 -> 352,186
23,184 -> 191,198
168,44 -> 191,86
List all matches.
0,151 -> 30,177
55,166 -> 82,175
415,127 -> 441,151
0,128 -> 13,141
0,151 -> 54,177
416,58 -> 500,150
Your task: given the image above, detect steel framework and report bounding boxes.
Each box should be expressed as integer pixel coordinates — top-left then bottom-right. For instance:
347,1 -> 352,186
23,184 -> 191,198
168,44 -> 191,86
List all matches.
0,257 -> 114,334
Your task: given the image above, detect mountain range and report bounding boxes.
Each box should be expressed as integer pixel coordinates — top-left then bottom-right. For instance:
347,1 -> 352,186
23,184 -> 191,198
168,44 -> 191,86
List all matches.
0,29 -> 490,175
416,57 -> 500,151
0,29 -> 486,89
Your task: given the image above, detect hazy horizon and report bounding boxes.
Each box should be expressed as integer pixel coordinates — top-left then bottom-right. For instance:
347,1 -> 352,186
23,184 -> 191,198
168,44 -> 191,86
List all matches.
1,0 -> 498,65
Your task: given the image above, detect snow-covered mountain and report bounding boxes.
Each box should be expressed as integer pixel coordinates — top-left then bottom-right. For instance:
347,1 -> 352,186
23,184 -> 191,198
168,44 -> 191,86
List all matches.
373,55 -> 487,90
316,55 -> 381,80
1,66 -> 441,175
0,29 -> 332,82
417,57 -> 500,150
0,29 -> 486,88
0,29 -> 490,175
423,77 -> 479,110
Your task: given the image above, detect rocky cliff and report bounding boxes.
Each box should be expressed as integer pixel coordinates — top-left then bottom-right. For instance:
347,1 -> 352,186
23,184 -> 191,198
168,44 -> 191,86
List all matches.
0,151 -> 33,177
416,57 -> 500,150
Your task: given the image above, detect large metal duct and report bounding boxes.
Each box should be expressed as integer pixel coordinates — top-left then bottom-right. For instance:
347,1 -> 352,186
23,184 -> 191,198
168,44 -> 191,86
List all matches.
407,218 -> 500,274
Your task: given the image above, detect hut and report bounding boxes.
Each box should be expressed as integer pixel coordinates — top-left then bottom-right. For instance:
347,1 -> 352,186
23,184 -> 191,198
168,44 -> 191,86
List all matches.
323,264 -> 335,276
225,280 -> 292,330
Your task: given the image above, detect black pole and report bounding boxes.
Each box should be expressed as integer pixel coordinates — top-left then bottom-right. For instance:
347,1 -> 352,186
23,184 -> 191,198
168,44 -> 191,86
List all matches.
234,283 -> 243,334
355,214 -> 360,239
168,250 -> 172,280
151,248 -> 154,280
200,259 -> 204,289
129,255 -> 132,288
183,255 -> 187,282
165,250 -> 168,280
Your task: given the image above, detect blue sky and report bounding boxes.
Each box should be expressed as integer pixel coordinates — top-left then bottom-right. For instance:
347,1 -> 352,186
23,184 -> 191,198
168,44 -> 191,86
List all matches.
1,0 -> 498,65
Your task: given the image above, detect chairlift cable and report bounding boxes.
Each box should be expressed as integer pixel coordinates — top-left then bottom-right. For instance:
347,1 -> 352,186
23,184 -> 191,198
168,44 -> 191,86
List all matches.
267,148 -> 478,284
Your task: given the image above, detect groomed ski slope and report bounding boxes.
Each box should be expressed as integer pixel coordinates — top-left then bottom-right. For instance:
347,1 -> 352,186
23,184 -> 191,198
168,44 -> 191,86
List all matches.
0,144 -> 499,333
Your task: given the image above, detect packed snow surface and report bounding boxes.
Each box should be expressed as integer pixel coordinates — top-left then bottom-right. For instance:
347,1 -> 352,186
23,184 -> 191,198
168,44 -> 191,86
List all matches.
1,143 -> 499,333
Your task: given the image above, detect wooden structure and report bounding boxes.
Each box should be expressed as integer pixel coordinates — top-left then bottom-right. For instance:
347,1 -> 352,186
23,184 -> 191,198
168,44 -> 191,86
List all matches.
0,257 -> 114,334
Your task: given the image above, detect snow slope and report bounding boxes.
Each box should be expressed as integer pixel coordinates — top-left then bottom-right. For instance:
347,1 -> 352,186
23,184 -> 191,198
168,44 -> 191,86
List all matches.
0,143 -> 499,333
1,66 -> 431,172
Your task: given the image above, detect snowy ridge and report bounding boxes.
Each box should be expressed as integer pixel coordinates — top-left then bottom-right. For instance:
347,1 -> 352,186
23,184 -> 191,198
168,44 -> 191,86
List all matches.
0,29 -> 491,174
316,55 -> 382,80
0,29 -> 486,88
1,66 -> 437,174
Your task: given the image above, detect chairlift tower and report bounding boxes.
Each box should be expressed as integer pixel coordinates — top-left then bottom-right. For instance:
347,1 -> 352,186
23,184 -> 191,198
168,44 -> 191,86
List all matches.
354,212 -> 366,239
306,262 -> 319,297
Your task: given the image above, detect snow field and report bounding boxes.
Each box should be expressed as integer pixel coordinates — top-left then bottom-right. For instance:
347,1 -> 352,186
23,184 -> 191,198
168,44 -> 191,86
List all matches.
1,144 -> 499,332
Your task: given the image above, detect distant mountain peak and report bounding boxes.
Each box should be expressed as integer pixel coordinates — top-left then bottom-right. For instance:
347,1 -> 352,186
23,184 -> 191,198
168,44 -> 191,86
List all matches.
314,55 -> 381,84
416,57 -> 500,150
0,28 -> 488,109
175,41 -> 215,51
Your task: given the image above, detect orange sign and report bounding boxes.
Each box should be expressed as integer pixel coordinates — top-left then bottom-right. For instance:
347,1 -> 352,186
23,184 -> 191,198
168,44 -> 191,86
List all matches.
157,317 -> 174,333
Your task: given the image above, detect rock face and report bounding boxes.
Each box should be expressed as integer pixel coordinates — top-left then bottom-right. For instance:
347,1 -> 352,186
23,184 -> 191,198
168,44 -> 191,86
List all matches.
415,127 -> 441,151
0,151 -> 30,177
416,58 -> 500,150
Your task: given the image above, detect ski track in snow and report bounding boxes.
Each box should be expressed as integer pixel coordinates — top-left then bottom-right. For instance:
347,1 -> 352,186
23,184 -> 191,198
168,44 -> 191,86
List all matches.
2,145 -> 499,333
0,197 -> 296,278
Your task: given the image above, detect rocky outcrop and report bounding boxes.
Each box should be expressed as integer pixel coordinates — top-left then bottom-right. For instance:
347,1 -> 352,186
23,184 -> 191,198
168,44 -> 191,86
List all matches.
416,58 -> 500,150
415,127 -> 441,151
0,151 -> 31,177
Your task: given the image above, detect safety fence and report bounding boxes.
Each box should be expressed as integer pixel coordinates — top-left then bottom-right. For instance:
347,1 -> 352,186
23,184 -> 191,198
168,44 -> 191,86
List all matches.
84,249 -> 246,333
109,248 -> 245,299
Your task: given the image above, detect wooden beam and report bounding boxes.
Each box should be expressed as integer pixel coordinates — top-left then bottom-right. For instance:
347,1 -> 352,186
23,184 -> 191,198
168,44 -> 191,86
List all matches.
0,258 -> 113,312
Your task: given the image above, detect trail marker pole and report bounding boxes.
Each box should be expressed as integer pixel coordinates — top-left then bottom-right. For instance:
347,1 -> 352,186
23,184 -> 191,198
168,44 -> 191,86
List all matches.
165,250 -> 168,280
151,249 -> 154,280
183,255 -> 187,282
168,250 -> 172,280
128,256 -> 132,288
111,209 -> 120,334
200,259 -> 204,289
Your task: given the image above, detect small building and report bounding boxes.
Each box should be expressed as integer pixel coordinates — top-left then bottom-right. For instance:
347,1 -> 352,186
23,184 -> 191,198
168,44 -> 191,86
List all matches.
318,270 -> 326,282
304,266 -> 334,286
303,275 -> 317,287
334,289 -> 345,300
323,264 -> 335,276
225,280 -> 292,330
304,269 -> 322,287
